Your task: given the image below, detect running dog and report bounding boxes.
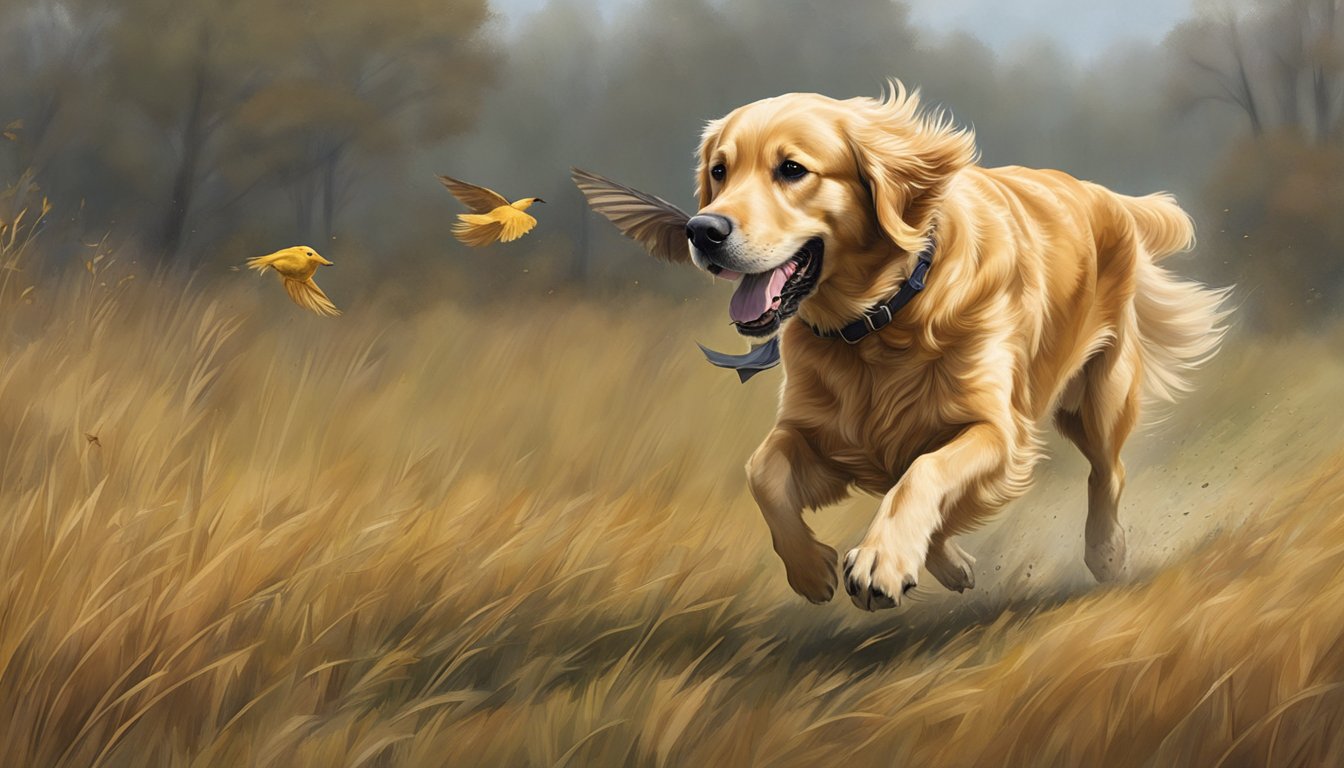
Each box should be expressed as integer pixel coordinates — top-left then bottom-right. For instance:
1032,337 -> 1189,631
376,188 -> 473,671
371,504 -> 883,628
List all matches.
575,82 -> 1229,610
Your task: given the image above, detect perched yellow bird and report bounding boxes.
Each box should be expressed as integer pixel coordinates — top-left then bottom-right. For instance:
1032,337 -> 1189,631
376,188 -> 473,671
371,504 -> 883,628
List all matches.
245,246 -> 340,317
438,175 -> 545,247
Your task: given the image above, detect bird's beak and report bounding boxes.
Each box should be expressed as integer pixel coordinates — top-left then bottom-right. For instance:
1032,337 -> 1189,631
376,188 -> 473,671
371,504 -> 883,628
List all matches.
320,258 -> 333,266
535,198 -> 546,204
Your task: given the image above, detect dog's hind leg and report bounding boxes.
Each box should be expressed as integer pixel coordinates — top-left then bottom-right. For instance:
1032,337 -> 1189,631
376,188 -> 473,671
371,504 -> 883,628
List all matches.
925,489 -> 1011,593
1054,334 -> 1143,583
746,428 -> 850,604
925,533 -> 976,593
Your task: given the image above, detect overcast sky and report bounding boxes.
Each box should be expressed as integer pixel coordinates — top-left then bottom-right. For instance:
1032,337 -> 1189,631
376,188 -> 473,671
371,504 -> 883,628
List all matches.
490,0 -> 1196,61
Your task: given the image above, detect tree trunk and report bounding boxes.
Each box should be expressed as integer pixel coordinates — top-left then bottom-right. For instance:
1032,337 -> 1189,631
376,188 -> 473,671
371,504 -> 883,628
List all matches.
1230,23 -> 1266,137
1275,14 -> 1303,130
1278,65 -> 1301,129
1310,0 -> 1337,142
1312,66 -> 1332,141
160,52 -> 210,263
28,91 -> 63,175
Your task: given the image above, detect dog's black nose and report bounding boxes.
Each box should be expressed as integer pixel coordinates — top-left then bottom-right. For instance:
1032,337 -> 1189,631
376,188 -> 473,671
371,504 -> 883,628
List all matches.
686,214 -> 733,252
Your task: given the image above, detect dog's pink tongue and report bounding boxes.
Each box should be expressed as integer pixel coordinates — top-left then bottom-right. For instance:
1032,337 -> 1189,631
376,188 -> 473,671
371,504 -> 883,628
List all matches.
729,264 -> 791,323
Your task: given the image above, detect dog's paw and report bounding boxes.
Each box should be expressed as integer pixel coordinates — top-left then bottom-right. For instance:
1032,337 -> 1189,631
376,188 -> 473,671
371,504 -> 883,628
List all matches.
843,545 -> 918,611
782,541 -> 838,604
926,539 -> 976,593
1085,522 -> 1127,583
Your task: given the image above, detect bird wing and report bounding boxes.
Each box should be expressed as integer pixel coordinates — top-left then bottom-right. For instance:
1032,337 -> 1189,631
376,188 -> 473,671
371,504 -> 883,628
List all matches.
245,252 -> 282,273
453,213 -> 506,247
571,167 -> 692,263
438,175 -> 511,214
284,277 -> 341,316
495,207 -> 538,243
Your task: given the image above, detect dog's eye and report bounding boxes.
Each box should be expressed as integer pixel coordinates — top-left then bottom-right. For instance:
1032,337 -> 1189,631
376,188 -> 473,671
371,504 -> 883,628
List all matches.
710,163 -> 726,182
778,160 -> 808,181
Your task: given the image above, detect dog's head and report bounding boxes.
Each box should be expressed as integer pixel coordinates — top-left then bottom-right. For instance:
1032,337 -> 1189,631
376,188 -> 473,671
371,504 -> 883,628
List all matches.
574,82 -> 976,337
693,83 -> 976,336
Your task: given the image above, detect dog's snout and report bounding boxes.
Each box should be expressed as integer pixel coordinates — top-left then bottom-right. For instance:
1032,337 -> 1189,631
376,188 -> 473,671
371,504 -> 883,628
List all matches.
686,214 -> 733,251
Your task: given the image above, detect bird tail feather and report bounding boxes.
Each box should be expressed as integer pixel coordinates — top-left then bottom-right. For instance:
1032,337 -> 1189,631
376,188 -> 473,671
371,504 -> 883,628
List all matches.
453,214 -> 505,247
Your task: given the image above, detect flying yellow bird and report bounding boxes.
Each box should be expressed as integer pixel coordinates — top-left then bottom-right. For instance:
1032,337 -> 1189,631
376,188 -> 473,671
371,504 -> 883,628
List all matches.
245,246 -> 340,317
438,175 -> 545,247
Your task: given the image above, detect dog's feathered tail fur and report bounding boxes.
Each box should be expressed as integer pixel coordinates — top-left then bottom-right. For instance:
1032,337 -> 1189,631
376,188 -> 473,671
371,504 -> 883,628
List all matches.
1122,192 -> 1196,261
1123,194 -> 1233,404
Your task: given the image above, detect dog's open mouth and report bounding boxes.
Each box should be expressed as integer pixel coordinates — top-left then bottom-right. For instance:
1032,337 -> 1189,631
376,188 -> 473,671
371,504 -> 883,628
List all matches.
707,238 -> 823,336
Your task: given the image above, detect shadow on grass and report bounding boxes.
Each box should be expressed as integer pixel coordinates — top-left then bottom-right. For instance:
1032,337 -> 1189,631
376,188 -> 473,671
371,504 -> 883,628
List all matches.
415,579 -> 1109,707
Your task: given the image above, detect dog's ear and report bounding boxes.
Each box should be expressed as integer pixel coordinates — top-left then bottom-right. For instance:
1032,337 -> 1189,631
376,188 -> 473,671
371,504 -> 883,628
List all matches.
846,81 -> 976,253
695,118 -> 725,209
572,168 -> 692,263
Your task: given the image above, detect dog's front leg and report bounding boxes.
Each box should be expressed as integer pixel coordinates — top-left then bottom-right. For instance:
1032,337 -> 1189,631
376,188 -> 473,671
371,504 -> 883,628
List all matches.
844,423 -> 1010,611
746,428 -> 850,604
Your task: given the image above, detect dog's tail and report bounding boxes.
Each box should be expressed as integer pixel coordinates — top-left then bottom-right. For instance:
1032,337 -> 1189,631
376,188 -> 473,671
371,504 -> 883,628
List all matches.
1121,193 -> 1195,261
1124,194 -> 1233,404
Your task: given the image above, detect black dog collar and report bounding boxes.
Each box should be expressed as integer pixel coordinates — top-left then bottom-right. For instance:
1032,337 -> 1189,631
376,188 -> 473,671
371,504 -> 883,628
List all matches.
699,237 -> 935,382
806,240 -> 934,344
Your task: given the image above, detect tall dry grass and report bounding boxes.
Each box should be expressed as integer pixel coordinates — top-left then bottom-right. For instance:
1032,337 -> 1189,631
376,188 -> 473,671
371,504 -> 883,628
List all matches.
1,200 -> 1343,766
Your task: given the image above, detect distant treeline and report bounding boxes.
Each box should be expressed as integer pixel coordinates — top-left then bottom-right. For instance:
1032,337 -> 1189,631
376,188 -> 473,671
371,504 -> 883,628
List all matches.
1,0 -> 1340,326
0,0 -> 495,264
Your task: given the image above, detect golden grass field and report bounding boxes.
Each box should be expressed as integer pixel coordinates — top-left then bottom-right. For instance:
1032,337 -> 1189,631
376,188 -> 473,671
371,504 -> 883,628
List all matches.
2,200 -> 1344,766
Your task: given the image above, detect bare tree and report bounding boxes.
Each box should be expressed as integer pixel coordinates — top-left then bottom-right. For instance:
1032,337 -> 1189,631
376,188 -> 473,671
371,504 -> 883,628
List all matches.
0,1 -> 111,177
229,0 -> 495,242
104,0 -> 290,261
1174,0 -> 1342,142
1303,0 -> 1341,140
1174,11 -> 1267,135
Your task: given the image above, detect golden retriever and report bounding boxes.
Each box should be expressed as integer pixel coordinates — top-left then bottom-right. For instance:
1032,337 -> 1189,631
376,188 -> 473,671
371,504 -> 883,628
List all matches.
578,82 -> 1230,610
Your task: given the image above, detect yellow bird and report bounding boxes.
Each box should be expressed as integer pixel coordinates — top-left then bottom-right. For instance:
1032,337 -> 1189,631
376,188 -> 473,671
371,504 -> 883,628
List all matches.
245,246 -> 340,317
438,175 -> 544,247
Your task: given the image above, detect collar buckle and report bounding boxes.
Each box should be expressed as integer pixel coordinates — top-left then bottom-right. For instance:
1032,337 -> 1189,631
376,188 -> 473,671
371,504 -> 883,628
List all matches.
907,256 -> 930,290
864,303 -> 893,332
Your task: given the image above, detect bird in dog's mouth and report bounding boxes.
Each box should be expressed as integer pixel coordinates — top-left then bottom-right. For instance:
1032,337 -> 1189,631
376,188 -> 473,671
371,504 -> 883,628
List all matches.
706,238 -> 824,336
567,168 -> 819,380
